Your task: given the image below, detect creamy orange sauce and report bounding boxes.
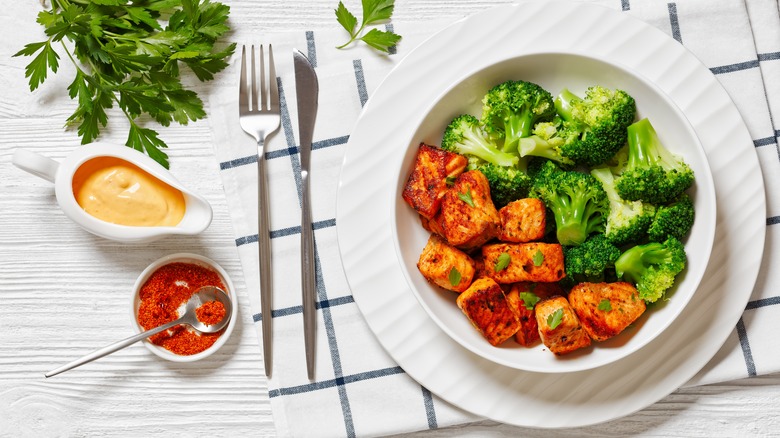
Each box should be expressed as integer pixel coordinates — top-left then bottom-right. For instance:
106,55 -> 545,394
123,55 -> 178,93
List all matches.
72,157 -> 185,227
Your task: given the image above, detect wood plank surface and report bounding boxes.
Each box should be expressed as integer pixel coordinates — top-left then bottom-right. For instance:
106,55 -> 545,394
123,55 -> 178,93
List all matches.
2,1 -> 779,437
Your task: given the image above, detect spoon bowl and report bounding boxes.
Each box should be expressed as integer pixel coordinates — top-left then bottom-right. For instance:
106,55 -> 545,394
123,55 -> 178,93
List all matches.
181,286 -> 233,334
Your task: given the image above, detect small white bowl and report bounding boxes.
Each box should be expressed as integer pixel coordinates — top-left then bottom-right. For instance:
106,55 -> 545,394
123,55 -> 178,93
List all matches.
392,52 -> 717,373
12,142 -> 212,243
131,253 -> 237,362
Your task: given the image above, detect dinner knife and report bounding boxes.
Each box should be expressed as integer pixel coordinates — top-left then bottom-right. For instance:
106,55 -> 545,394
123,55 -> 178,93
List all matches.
294,49 -> 319,381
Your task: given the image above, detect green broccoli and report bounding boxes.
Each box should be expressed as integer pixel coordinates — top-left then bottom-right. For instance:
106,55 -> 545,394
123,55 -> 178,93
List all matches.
648,193 -> 695,242
481,80 -> 556,153
475,161 -> 531,208
553,86 -> 636,167
591,166 -> 655,246
615,118 -> 695,204
563,234 -> 621,285
530,160 -> 608,246
441,114 -> 519,167
517,119 -> 575,166
614,236 -> 687,303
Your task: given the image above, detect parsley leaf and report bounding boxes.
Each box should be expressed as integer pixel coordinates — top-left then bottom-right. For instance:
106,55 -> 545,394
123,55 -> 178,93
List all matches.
458,186 -> 475,207
448,267 -> 462,287
494,252 -> 511,272
519,292 -> 540,310
335,0 -> 402,52
532,249 -> 544,267
15,0 -> 234,168
598,299 -> 612,312
360,28 -> 401,53
335,1 -> 358,35
547,308 -> 564,329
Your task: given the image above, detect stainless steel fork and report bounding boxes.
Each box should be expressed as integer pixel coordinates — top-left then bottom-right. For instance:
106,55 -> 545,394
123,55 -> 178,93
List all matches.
239,44 -> 280,377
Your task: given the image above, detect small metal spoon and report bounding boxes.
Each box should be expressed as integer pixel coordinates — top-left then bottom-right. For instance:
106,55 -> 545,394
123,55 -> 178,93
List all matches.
45,286 -> 232,378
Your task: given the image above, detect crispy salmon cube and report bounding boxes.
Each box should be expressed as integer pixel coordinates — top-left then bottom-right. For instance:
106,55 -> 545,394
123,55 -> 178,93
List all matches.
535,296 -> 591,355
417,234 -> 476,293
568,282 -> 646,342
482,242 -> 565,284
436,170 -> 500,251
456,277 -> 520,346
498,198 -> 546,243
505,282 -> 563,346
402,143 -> 468,219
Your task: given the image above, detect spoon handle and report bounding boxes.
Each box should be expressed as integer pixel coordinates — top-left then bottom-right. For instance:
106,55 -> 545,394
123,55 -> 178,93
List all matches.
45,319 -> 183,378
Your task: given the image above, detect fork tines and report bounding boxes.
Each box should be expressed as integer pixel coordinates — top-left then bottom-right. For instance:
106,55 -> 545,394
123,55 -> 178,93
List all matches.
239,44 -> 279,114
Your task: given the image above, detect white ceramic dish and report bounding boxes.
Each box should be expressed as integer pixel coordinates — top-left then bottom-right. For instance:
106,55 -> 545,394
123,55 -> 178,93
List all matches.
392,52 -> 717,373
336,1 -> 765,428
131,253 -> 237,362
12,142 -> 212,243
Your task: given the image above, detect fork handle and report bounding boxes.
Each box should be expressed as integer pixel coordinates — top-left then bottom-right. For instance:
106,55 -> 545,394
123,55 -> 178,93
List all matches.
257,142 -> 273,377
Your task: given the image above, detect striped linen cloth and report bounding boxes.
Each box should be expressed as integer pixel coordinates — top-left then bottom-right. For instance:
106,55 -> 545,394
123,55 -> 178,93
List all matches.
207,0 -> 780,436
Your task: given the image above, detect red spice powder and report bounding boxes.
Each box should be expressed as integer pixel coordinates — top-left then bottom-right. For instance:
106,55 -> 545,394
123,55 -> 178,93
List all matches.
137,262 -> 227,356
196,300 -> 226,326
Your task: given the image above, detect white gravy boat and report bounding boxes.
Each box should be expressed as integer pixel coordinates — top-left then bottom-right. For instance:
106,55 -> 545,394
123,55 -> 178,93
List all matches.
12,142 -> 213,243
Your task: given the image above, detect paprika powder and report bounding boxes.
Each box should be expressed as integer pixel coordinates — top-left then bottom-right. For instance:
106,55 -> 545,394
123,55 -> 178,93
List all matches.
137,262 -> 227,356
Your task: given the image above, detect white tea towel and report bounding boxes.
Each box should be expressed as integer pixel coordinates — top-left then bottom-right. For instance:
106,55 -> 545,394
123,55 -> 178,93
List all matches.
208,0 -> 780,435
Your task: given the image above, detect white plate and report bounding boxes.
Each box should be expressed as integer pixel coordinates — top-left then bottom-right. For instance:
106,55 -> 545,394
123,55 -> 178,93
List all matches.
336,1 -> 766,428
391,52 -> 717,373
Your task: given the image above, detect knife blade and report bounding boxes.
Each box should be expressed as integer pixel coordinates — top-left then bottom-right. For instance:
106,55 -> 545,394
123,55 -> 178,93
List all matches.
294,49 -> 319,381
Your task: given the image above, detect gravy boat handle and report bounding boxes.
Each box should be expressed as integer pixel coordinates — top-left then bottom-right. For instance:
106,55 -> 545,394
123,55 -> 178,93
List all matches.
13,149 -> 59,183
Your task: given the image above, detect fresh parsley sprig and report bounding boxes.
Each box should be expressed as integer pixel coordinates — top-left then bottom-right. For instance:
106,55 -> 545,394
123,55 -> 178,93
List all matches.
14,0 -> 236,169
335,0 -> 401,53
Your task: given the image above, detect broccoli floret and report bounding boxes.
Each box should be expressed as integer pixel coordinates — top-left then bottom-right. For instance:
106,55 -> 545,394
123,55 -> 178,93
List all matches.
614,237 -> 687,303
530,160 -> 608,246
615,118 -> 695,204
554,86 -> 636,167
648,193 -> 695,242
563,234 -> 621,285
442,114 -> 519,167
591,166 -> 655,246
475,162 -> 531,208
517,119 -> 575,166
481,80 -> 556,153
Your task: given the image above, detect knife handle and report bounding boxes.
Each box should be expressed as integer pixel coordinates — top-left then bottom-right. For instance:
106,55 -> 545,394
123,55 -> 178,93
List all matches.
301,168 -> 316,381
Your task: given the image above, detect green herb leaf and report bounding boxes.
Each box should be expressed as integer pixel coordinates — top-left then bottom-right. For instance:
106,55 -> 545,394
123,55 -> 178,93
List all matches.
532,249 -> 544,267
126,123 -> 170,169
598,299 -> 612,312
448,267 -> 461,287
519,292 -> 540,310
362,0 -> 395,25
494,252 -> 511,272
445,176 -> 456,186
458,186 -> 475,207
547,308 -> 564,329
335,0 -> 401,52
335,1 -> 358,36
16,41 -> 59,91
359,28 -> 401,53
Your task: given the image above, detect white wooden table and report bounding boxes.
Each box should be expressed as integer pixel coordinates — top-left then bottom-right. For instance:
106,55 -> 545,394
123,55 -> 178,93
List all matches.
2,1 -> 780,436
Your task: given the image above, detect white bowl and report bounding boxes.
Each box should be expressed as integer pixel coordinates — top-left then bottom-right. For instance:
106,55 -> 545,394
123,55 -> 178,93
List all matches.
12,142 -> 212,243
392,52 -> 717,373
131,253 -> 237,362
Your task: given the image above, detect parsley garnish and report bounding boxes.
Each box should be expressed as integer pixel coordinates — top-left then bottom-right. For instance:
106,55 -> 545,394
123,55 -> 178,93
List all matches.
457,186 -> 475,207
494,252 -> 511,272
448,267 -> 461,287
532,249 -> 544,266
547,308 -> 564,329
335,0 -> 402,53
14,0 -> 236,169
598,299 -> 612,311
519,292 -> 540,310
